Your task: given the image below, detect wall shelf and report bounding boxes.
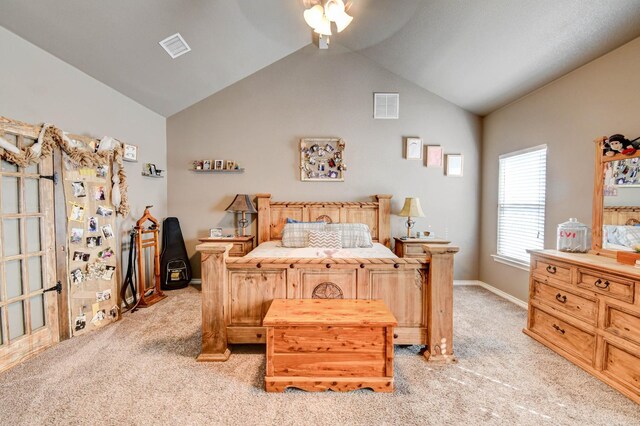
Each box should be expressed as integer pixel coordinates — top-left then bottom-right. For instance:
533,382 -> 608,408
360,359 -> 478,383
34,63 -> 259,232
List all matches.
191,168 -> 245,174
142,173 -> 164,178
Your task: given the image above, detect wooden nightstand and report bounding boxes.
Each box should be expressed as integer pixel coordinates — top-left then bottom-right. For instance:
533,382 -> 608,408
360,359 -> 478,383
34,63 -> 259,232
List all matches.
198,235 -> 254,257
394,237 -> 451,258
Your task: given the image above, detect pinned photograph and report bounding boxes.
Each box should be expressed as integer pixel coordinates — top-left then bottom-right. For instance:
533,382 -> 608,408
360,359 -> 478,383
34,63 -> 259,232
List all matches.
96,206 -> 113,217
102,265 -> 116,281
96,289 -> 112,302
70,204 -> 85,222
96,165 -> 108,178
109,305 -> 119,319
86,261 -> 106,281
94,186 -> 106,201
91,309 -> 106,324
71,181 -> 86,197
98,247 -> 115,259
88,216 -> 98,233
74,314 -> 87,331
70,268 -> 84,284
101,224 -> 114,239
70,228 -> 84,243
72,251 -> 90,262
86,236 -> 103,248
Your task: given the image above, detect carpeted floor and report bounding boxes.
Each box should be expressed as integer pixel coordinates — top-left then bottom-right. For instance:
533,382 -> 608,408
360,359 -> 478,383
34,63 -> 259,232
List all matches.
0,286 -> 638,425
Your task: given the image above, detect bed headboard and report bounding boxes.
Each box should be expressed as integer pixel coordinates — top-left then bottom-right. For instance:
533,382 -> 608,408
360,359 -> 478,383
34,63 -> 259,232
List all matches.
604,206 -> 640,226
255,194 -> 392,247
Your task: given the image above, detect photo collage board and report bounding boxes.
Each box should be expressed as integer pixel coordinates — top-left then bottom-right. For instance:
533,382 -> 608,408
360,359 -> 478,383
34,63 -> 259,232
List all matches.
62,155 -> 119,336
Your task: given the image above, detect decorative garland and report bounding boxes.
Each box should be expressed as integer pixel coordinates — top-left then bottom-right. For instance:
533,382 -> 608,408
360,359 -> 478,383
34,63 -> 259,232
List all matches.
0,123 -> 130,216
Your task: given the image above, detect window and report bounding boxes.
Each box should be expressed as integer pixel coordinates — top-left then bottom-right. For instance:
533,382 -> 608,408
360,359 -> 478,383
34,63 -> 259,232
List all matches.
496,145 -> 547,267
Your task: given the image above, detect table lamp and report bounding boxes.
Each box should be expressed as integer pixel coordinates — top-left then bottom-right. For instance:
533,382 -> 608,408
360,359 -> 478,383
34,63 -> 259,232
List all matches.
398,197 -> 425,238
225,194 -> 257,236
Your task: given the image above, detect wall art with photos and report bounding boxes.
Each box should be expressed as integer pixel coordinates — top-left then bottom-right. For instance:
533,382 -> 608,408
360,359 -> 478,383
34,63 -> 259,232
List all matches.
62,152 -> 120,337
426,145 -> 444,167
300,138 -> 346,181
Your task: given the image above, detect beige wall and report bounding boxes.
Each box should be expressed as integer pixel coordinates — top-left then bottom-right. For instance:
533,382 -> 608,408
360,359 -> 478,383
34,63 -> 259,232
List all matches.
168,44 -> 481,279
0,26 -> 167,261
480,36 -> 640,302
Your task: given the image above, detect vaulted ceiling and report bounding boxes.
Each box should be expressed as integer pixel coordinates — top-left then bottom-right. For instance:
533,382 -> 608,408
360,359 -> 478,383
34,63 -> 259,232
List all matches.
1,0 -> 640,117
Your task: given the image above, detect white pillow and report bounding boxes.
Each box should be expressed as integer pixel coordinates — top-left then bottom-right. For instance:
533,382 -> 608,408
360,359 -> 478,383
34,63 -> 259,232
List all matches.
308,230 -> 342,249
281,222 -> 327,247
326,223 -> 373,248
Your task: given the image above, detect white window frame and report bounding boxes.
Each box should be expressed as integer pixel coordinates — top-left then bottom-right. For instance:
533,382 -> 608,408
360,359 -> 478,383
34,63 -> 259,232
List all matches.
492,144 -> 547,270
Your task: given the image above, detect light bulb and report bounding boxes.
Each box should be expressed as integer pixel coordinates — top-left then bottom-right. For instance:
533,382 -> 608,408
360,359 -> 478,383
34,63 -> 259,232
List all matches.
313,15 -> 332,36
334,11 -> 353,32
324,0 -> 345,22
303,5 -> 324,29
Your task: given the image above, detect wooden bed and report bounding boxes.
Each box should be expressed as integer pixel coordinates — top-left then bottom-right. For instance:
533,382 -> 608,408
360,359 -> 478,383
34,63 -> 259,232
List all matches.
196,194 -> 459,363
604,206 -> 640,226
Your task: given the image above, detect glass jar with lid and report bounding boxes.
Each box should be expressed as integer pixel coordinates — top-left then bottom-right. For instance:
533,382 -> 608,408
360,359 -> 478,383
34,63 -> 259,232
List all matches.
557,218 -> 590,253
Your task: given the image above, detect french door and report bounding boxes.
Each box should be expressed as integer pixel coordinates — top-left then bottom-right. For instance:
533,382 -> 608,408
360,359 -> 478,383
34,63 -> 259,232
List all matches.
0,132 -> 59,372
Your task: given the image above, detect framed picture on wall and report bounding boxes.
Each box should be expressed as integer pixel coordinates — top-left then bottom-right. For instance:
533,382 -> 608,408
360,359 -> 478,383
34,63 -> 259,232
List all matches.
445,154 -> 464,177
426,145 -> 444,167
405,137 -> 423,160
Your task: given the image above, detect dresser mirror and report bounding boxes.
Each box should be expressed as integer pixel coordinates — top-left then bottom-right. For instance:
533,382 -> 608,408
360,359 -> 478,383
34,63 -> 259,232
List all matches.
592,137 -> 640,255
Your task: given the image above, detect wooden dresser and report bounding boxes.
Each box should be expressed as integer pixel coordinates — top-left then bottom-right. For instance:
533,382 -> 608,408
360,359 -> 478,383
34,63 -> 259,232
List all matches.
525,250 -> 640,404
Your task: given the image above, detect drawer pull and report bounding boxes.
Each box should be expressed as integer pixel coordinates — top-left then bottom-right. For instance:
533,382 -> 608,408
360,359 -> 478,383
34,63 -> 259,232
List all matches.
546,265 -> 557,274
393,333 -> 399,339
594,279 -> 610,289
555,293 -> 567,304
552,324 -> 565,334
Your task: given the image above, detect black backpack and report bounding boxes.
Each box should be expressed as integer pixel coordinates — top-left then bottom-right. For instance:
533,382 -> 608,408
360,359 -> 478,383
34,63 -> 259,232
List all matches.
159,217 -> 192,290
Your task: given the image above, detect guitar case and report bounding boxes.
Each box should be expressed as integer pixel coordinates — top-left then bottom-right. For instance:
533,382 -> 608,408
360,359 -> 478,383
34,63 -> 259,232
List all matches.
159,217 -> 191,290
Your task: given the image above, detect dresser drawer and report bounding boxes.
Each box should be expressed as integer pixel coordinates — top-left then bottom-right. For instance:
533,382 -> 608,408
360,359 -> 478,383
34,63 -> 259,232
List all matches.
404,244 -> 425,256
530,307 -> 596,365
576,269 -> 635,304
229,243 -> 245,256
605,305 -> 640,346
533,281 -> 597,324
602,341 -> 640,396
532,257 -> 571,282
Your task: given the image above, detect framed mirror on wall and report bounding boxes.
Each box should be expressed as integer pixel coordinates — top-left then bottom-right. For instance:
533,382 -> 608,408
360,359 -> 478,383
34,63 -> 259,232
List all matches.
593,136 -> 640,256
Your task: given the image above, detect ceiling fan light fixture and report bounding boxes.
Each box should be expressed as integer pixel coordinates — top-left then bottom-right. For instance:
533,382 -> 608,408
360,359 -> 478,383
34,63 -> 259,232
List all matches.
313,15 -> 333,36
334,11 -> 353,32
303,4 -> 325,29
324,0 -> 345,21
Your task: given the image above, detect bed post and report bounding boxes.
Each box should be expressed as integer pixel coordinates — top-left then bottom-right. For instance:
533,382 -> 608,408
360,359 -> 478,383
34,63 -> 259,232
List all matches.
196,243 -> 232,362
376,194 -> 392,248
423,244 -> 459,363
256,193 -> 272,245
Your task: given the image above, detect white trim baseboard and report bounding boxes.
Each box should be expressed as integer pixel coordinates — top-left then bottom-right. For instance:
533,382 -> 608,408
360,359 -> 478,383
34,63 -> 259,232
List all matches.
191,279 -> 202,285
474,281 -> 528,309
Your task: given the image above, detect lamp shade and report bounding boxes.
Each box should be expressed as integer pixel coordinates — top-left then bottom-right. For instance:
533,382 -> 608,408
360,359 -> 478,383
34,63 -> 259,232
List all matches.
334,11 -> 353,32
398,197 -> 425,217
303,4 -> 324,29
225,194 -> 257,214
313,15 -> 332,36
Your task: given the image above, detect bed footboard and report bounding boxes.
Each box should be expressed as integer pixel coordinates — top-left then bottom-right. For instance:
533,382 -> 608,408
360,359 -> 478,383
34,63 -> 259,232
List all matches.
196,243 -> 458,363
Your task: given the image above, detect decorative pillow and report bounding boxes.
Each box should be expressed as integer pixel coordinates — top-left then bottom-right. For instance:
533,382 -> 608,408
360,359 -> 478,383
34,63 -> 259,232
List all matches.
326,223 -> 373,248
610,225 -> 640,247
281,222 -> 326,247
308,230 -> 342,249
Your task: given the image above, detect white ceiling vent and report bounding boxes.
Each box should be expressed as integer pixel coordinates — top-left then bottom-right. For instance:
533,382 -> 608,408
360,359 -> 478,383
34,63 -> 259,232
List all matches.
159,33 -> 191,59
374,93 -> 399,119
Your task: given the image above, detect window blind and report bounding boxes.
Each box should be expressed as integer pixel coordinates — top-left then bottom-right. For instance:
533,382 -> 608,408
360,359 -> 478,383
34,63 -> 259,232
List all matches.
497,145 -> 547,264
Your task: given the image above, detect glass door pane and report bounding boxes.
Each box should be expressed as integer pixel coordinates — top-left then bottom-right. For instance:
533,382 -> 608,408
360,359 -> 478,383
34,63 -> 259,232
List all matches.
7,301 -> 25,340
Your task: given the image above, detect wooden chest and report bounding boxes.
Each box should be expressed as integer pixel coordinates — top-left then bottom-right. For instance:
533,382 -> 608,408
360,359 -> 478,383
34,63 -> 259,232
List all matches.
263,299 -> 397,392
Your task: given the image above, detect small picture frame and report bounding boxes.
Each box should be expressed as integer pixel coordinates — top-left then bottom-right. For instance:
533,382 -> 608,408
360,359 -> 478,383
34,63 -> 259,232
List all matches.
209,228 -> 223,238
203,160 -> 211,170
193,160 -> 203,170
405,137 -> 423,160
445,154 -> 464,177
214,160 -> 224,170
426,146 -> 444,167
225,161 -> 236,170
122,143 -> 138,162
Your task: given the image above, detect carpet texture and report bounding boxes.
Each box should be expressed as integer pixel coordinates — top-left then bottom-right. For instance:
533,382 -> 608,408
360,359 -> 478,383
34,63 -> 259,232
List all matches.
0,286 -> 638,425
